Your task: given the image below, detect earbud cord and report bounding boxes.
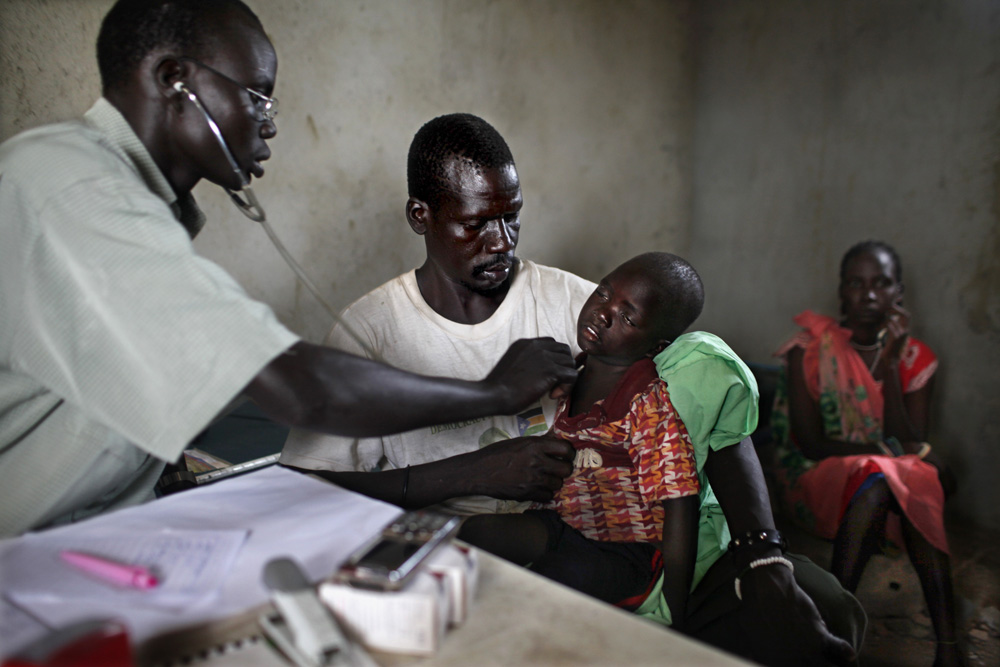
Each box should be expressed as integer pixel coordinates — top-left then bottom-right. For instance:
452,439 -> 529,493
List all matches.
173,82 -> 380,361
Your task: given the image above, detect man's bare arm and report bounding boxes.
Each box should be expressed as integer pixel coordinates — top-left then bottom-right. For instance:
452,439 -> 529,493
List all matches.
705,438 -> 857,667
291,435 -> 576,508
246,338 -> 576,438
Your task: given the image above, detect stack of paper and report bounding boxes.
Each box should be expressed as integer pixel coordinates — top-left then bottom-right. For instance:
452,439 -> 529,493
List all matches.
0,467 -> 402,662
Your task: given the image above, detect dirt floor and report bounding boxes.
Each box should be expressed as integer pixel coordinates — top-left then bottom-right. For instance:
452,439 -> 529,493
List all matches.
778,515 -> 1000,667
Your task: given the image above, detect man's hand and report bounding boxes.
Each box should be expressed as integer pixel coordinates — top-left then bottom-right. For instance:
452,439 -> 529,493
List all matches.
466,435 -> 575,501
485,338 -> 577,412
703,440 -> 861,665
739,565 -> 858,667
306,435 -> 576,509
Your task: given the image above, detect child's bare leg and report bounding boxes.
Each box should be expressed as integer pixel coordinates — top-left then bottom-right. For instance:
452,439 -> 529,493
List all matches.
831,476 -> 893,592
459,513 -> 550,565
899,518 -> 965,667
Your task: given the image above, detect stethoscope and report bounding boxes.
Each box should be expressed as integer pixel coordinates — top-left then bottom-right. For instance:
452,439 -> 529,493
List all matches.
173,81 -> 379,359
173,80 -> 267,222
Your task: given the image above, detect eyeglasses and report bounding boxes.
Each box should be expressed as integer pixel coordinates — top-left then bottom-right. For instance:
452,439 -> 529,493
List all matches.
180,57 -> 278,122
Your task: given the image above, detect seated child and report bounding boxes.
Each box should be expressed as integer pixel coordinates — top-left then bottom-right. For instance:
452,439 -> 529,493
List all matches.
459,251 -> 705,628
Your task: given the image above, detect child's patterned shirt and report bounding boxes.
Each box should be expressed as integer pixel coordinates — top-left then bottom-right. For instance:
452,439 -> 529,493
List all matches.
540,357 -> 700,544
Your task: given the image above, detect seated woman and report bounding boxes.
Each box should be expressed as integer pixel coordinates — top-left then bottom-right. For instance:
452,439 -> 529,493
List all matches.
771,240 -> 962,666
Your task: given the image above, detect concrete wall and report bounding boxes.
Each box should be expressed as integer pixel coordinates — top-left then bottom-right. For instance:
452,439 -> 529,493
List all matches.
688,0 -> 1000,529
0,0 -> 693,343
4,0 -> 998,531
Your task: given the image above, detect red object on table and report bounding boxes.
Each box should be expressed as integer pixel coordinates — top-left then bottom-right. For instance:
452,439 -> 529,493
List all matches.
2,620 -> 133,667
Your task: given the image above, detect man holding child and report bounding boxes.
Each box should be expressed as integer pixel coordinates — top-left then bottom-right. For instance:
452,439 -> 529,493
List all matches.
281,113 -> 866,665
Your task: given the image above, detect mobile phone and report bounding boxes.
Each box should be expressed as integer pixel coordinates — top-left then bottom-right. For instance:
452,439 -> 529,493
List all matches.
335,511 -> 462,591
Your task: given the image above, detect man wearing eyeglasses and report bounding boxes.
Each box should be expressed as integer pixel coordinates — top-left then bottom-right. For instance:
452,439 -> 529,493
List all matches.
0,0 -> 577,538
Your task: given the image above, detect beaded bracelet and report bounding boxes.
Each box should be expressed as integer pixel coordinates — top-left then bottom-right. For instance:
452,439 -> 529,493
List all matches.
728,528 -> 787,553
734,555 -> 795,600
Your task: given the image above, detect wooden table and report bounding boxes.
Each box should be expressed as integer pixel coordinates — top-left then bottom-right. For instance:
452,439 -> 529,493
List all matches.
0,467 -> 748,667
145,549 -> 749,667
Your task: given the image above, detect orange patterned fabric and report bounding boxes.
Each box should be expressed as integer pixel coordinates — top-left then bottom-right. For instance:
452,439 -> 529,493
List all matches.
539,358 -> 700,544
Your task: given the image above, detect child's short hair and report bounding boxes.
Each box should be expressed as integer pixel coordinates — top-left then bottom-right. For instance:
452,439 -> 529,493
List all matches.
629,252 -> 704,342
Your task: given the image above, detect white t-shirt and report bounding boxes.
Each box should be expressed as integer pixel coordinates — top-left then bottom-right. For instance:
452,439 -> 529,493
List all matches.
0,99 -> 299,536
281,259 -> 595,514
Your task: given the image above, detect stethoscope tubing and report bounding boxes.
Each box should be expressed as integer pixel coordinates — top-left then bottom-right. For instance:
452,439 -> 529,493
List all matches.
175,81 -> 379,359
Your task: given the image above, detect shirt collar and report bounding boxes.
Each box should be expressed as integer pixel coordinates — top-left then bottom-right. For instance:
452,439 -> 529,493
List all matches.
84,98 -> 206,238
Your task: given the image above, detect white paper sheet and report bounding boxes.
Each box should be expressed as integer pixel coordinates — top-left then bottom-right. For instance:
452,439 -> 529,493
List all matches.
0,596 -> 51,655
4,528 -> 247,612
0,467 -> 401,660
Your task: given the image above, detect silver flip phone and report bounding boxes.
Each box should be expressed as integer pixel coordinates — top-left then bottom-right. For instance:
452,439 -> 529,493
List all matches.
336,511 -> 462,591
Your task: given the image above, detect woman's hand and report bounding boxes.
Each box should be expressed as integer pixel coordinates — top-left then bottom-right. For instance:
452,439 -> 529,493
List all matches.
881,302 -> 911,365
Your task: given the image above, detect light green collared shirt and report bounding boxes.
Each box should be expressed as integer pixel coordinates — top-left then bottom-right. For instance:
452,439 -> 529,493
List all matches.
0,99 -> 299,536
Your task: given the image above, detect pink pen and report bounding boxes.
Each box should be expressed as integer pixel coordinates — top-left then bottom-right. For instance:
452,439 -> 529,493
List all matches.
60,550 -> 159,589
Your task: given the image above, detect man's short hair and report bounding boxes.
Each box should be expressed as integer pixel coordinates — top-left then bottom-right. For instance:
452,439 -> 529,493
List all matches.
97,0 -> 263,93
407,113 -> 516,209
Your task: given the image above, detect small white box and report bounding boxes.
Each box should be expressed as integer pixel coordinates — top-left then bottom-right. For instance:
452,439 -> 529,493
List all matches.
425,543 -> 479,626
318,569 -> 449,656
